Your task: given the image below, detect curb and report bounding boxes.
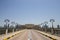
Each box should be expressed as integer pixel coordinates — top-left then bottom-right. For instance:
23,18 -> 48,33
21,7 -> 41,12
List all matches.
3,32 -> 20,40
37,31 -> 57,40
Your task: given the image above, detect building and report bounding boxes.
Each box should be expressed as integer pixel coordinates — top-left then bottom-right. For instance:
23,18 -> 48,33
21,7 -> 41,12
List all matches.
25,24 -> 35,29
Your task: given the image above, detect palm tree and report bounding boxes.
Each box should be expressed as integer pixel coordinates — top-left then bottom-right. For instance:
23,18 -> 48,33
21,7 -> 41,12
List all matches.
11,22 -> 15,26
4,19 -> 10,35
50,19 -> 55,28
57,24 -> 60,29
44,21 -> 48,32
44,21 -> 48,25
11,21 -> 15,32
50,19 -> 55,34
40,23 -> 44,31
4,19 -> 10,28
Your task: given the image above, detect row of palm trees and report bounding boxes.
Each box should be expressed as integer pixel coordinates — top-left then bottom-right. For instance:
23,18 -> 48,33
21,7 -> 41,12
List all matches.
4,19 -> 55,34
4,19 -> 16,35
40,19 -> 55,34
4,19 -> 16,26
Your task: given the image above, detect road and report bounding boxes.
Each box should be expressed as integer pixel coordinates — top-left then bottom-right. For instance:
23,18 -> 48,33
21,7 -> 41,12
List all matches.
9,29 -> 52,40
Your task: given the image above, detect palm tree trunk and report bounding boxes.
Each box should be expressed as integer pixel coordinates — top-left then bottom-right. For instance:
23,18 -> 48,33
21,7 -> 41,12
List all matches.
51,22 -> 54,34
6,29 -> 8,35
13,29 -> 14,33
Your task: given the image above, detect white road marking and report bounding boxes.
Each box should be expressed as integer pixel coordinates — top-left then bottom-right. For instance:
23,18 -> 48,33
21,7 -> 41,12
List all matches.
28,30 -> 32,40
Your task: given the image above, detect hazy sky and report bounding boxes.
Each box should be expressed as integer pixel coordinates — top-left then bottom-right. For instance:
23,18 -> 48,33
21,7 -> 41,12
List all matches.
0,0 -> 60,27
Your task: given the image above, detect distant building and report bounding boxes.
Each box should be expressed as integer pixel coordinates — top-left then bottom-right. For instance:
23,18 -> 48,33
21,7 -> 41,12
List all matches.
15,24 -> 41,29
25,24 -> 35,29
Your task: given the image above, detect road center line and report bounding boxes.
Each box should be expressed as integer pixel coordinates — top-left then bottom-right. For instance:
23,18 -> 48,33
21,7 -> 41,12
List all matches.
28,30 -> 32,40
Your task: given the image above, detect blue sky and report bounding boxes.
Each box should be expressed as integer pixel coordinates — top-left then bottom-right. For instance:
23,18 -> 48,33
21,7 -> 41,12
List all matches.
0,0 -> 60,27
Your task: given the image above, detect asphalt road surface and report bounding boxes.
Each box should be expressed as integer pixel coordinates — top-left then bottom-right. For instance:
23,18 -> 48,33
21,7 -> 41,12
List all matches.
9,29 -> 52,40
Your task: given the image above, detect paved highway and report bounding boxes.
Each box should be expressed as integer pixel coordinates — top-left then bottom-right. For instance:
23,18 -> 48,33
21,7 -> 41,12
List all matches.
9,29 -> 52,40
